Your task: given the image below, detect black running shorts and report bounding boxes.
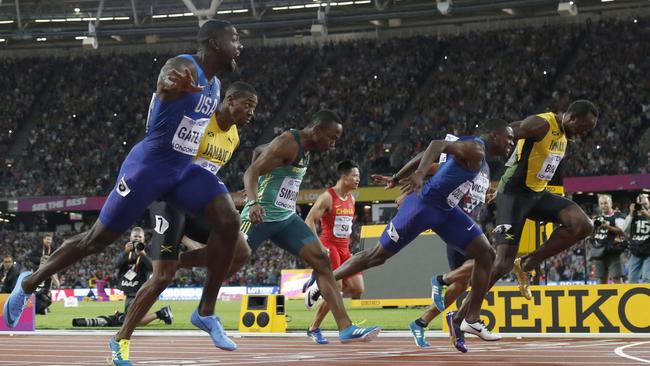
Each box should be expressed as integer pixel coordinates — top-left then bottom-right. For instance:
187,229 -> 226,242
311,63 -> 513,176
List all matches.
495,190 -> 574,246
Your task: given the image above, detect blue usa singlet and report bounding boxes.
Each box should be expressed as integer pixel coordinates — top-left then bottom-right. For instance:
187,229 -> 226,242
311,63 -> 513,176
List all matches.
99,54 -> 225,233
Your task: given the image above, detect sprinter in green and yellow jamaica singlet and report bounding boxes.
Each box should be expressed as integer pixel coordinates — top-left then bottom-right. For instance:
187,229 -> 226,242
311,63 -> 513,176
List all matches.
241,109 -> 381,343
490,100 -> 599,300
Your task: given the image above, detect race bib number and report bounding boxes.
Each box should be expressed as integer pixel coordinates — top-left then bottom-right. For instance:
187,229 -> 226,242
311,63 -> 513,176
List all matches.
447,181 -> 473,207
537,153 -> 563,181
274,177 -> 302,211
334,216 -> 353,238
171,116 -> 209,156
438,134 -> 460,163
469,173 -> 490,204
194,157 -> 222,175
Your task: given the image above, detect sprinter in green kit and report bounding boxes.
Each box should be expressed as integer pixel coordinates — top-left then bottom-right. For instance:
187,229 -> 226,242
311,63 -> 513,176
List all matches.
240,109 -> 380,343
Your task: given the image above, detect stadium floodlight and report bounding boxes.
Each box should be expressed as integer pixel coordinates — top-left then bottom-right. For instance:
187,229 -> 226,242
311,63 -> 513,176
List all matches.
557,1 -> 578,16
436,0 -> 452,16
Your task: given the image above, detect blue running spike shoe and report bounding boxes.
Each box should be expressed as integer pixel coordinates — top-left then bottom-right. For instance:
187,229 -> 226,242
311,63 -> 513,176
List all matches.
307,328 -> 329,344
191,309 -> 237,351
409,320 -> 431,348
431,275 -> 446,312
446,311 -> 467,353
108,337 -> 132,366
339,324 -> 381,343
3,271 -> 32,328
302,272 -> 316,293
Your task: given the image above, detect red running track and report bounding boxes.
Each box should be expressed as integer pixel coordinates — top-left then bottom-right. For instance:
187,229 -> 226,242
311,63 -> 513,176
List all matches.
0,335 -> 648,365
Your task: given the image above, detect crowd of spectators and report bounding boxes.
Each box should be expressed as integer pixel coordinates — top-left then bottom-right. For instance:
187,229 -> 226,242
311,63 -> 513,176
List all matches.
279,36 -> 440,188
0,46 -> 310,197
0,20 -> 647,196
549,19 -> 650,176
0,58 -> 50,159
390,24 -> 581,172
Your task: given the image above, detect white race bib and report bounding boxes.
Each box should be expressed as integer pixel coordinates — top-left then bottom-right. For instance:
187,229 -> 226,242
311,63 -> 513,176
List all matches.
537,153 -> 563,181
447,181 -> 473,207
274,177 -> 302,211
333,216 -> 353,238
171,116 -> 209,156
468,173 -> 490,204
438,134 -> 460,163
194,157 -> 222,175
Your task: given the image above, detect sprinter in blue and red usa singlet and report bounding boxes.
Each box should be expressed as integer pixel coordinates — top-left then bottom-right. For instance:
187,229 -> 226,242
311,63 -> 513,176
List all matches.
3,20 -> 244,365
304,120 -> 515,353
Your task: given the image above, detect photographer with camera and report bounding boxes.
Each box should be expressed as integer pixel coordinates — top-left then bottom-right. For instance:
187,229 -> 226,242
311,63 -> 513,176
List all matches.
590,194 -> 626,284
624,194 -> 650,283
114,227 -> 172,326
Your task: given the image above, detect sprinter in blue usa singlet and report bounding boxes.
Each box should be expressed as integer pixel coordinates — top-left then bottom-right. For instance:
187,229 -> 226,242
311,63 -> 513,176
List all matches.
3,20 -> 246,365
304,120 -> 515,353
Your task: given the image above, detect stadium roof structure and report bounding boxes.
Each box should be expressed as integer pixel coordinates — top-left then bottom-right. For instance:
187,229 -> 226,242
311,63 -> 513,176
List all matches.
0,0 -> 647,49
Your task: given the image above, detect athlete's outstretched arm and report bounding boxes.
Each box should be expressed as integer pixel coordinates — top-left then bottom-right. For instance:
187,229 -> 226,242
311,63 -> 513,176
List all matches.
243,133 -> 298,223
305,192 -> 332,235
390,151 -> 424,184
510,115 -> 550,141
156,57 -> 202,102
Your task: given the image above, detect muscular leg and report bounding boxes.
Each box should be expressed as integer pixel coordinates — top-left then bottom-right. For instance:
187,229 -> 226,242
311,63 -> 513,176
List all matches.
310,279 -> 342,331
342,275 -> 364,299
489,243 -> 519,289
520,204 -> 593,272
332,243 -> 394,281
299,242 -> 353,330
420,261 -> 473,325
115,260 -> 178,341
453,235 -> 495,324
23,221 -> 121,293
137,313 -> 159,326
198,194 -> 240,316
179,233 -> 251,278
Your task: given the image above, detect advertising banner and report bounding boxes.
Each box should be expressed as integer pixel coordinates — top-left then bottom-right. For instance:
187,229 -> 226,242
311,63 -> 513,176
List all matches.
280,269 -> 313,299
442,284 -> 650,333
0,294 -> 35,331
13,196 -> 107,212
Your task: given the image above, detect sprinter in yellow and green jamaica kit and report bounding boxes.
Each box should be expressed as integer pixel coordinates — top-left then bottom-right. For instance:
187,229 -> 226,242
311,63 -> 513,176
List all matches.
490,100 -> 599,300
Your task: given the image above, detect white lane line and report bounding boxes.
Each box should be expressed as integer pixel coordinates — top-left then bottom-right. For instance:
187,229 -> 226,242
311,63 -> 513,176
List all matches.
614,341 -> 650,364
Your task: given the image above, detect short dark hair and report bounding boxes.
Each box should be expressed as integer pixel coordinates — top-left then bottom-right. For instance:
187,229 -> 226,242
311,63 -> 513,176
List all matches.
311,109 -> 342,129
567,99 -> 599,119
197,19 -> 234,47
225,81 -> 257,99
337,160 -> 358,176
477,118 -> 509,134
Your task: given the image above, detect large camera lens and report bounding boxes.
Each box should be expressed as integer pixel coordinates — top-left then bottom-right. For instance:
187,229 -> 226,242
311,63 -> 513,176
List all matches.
133,241 -> 145,251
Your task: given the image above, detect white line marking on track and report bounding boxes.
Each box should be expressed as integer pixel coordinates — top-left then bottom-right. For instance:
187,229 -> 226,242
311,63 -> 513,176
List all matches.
615,341 -> 650,364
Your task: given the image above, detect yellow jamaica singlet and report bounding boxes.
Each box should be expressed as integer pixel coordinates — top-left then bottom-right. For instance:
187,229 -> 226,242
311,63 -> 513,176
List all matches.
194,115 -> 239,175
499,112 -> 567,193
